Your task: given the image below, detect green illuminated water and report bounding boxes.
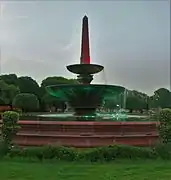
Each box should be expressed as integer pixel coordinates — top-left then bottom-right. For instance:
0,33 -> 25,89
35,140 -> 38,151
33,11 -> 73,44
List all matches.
37,113 -> 147,121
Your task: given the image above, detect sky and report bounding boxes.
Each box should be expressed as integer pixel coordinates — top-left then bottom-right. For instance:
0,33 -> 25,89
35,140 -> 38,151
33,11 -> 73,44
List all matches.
0,1 -> 170,95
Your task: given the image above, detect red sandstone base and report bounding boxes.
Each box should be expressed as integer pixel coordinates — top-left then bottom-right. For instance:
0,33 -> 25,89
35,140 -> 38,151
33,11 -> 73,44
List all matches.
1,120 -> 159,148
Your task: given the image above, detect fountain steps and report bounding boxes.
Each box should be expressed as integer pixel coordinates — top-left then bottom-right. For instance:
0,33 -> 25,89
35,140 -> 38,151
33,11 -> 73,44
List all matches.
16,124 -> 158,136
0,120 -> 159,147
13,133 -> 158,148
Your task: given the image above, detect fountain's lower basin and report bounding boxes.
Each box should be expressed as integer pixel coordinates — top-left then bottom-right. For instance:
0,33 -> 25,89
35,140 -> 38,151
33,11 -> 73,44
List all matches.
46,84 -> 125,116
0,119 -> 159,148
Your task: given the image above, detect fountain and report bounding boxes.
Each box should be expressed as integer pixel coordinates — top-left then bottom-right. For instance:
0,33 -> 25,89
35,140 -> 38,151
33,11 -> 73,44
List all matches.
45,15 -> 125,119
6,16 -> 158,148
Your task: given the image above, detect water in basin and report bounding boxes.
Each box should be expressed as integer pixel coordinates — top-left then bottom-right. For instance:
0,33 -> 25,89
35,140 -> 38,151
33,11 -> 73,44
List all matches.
37,112 -> 147,121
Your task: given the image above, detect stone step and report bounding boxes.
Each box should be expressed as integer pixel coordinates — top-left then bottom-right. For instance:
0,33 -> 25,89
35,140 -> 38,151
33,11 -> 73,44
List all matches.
13,135 -> 158,148
16,132 -> 158,138
17,130 -> 158,136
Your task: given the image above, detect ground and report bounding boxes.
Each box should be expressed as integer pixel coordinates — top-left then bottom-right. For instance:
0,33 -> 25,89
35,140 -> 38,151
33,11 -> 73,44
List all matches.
0,159 -> 170,180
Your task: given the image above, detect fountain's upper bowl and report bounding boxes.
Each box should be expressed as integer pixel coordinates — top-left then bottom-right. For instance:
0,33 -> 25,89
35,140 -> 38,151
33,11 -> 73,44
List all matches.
67,64 -> 104,75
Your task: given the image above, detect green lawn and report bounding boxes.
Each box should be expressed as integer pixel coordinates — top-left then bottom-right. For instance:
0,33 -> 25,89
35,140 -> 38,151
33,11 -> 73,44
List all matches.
0,160 -> 171,180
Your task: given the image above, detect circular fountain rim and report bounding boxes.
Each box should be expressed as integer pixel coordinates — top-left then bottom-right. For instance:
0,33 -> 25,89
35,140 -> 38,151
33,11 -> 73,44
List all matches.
46,84 -> 125,89
66,64 -> 104,75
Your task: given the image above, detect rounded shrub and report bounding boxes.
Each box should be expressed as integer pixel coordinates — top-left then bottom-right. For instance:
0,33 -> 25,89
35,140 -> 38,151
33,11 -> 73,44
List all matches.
2,111 -> 19,149
157,108 -> 171,143
12,93 -> 39,112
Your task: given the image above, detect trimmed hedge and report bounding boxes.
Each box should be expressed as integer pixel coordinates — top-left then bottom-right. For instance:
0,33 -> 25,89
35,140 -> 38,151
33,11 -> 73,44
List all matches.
12,93 -> 39,112
0,144 -> 170,162
157,108 -> 171,143
1,111 -> 19,149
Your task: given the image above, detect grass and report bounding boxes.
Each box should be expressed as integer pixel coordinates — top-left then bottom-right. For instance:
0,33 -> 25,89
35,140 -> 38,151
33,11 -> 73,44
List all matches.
0,159 -> 171,180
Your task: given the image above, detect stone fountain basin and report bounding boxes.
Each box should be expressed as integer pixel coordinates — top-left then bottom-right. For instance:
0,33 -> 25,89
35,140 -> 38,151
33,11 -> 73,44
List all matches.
46,84 -> 125,108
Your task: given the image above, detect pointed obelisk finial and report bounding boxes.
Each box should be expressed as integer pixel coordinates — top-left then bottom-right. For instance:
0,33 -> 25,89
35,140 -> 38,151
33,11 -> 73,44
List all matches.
80,15 -> 90,64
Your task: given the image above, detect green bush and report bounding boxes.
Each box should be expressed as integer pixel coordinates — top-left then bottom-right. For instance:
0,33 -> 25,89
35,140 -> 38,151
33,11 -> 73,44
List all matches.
157,108 -> 171,143
77,145 -> 157,162
154,143 -> 171,160
7,145 -> 158,162
8,146 -> 78,161
1,143 -> 171,161
0,141 -> 9,158
2,111 -> 19,149
12,93 -> 39,112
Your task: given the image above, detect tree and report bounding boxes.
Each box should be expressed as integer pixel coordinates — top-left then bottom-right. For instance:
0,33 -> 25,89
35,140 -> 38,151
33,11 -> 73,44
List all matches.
126,95 -> 146,113
7,84 -> 20,105
12,93 -> 39,112
0,74 -> 18,86
151,88 -> 171,108
0,98 -> 5,105
18,76 -> 41,99
42,93 -> 61,109
0,80 -> 20,105
68,78 -> 79,84
41,76 -> 78,87
41,93 -> 66,112
0,73 -> 170,113
125,90 -> 149,112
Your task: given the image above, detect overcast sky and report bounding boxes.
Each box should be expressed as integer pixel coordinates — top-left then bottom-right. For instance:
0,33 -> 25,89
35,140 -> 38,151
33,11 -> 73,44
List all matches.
0,1 -> 170,95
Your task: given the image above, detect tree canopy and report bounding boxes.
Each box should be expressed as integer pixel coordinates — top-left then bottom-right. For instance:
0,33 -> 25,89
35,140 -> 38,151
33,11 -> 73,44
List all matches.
13,93 -> 39,112
0,73 -> 170,112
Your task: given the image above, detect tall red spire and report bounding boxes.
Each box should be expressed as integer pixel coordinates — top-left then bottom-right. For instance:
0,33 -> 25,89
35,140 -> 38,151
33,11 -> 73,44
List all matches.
80,15 -> 90,64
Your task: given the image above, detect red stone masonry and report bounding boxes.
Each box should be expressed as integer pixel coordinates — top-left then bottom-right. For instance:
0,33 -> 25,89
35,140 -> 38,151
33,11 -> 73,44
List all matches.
0,120 -> 159,148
